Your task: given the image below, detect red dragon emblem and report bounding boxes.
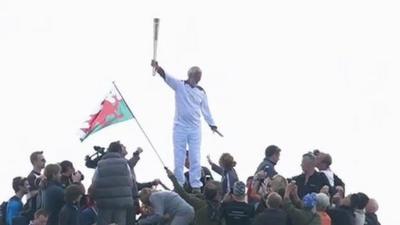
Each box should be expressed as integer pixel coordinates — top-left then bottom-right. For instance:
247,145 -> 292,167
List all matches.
81,95 -> 123,134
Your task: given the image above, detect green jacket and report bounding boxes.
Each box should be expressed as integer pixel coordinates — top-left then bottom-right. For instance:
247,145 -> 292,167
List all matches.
169,175 -> 222,225
283,199 -> 321,225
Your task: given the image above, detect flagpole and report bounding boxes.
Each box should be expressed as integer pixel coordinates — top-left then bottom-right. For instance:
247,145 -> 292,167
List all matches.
112,81 -> 166,167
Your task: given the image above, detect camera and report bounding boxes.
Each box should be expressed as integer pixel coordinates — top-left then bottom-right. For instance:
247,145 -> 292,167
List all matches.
85,145 -> 106,169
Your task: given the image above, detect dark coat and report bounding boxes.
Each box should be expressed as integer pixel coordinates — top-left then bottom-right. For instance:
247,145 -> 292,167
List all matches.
252,208 -> 287,225
291,171 -> 331,199
43,181 -> 65,225
255,158 -> 278,178
59,203 -> 79,225
93,152 -> 134,209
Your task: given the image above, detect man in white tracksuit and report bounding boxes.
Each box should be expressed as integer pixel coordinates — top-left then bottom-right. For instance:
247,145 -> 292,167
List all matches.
152,60 -> 219,193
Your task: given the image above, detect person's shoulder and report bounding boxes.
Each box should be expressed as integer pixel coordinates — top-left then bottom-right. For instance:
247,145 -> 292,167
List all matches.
27,170 -> 35,177
195,85 -> 206,93
292,173 -> 303,180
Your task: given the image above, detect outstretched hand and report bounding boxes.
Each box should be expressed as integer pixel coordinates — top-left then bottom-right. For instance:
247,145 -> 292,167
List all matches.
210,125 -> 224,137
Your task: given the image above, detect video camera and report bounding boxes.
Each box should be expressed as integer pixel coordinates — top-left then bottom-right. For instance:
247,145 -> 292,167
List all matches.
85,145 -> 106,169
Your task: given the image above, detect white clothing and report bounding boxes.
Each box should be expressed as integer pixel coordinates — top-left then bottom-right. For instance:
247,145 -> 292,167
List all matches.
321,168 -> 334,187
164,72 -> 216,188
165,73 -> 215,128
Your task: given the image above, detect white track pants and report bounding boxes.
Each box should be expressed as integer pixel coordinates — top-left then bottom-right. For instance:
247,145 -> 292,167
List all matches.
173,126 -> 202,188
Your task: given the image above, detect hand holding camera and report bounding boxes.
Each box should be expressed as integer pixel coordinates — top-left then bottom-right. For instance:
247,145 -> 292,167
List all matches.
133,147 -> 143,156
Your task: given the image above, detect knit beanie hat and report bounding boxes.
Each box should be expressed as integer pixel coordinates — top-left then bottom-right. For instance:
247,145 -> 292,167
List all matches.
233,181 -> 246,197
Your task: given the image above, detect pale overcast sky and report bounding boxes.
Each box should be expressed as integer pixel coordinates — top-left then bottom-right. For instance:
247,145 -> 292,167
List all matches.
1,1 -> 398,224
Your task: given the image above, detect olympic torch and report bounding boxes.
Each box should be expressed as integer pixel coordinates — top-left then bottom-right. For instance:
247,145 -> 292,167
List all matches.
152,18 -> 160,76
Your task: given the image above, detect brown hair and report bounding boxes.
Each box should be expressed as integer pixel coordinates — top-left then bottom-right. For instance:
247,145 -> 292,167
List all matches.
139,188 -> 153,205
30,151 -> 43,164
321,153 -> 332,166
44,164 -> 61,181
219,153 -> 236,169
34,209 -> 48,219
12,177 -> 27,193
266,192 -> 282,209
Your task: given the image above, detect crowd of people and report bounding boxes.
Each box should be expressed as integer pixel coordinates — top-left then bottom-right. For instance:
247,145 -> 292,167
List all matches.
0,60 -> 381,225
0,143 -> 381,225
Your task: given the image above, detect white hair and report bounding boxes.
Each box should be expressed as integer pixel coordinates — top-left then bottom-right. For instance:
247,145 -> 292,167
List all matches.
188,66 -> 202,75
316,193 -> 330,211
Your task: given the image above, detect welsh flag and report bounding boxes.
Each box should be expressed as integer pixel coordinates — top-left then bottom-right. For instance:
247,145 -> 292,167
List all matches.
79,85 -> 134,141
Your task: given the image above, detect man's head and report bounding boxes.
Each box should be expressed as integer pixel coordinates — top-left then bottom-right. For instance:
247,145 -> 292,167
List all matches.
64,184 -> 84,204
268,174 -> 287,197
44,164 -> 62,182
265,145 -> 281,163
301,152 -> 317,174
30,151 -> 46,170
266,192 -> 282,209
139,188 -> 153,205
351,192 -> 369,210
12,177 -> 29,194
316,152 -> 332,171
204,180 -> 222,201
60,160 -> 75,177
108,141 -> 127,157
316,193 -> 330,212
187,66 -> 202,86
33,209 -> 48,225
366,198 -> 379,213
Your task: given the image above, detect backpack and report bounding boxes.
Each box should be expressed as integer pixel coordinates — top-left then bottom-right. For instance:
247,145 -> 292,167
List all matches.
0,201 -> 8,225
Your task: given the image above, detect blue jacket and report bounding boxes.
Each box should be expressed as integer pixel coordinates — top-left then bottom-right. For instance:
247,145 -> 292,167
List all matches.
6,196 -> 23,225
255,158 -> 278,178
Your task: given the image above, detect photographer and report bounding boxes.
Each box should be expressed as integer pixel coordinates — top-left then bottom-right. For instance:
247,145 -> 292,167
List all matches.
92,141 -> 134,225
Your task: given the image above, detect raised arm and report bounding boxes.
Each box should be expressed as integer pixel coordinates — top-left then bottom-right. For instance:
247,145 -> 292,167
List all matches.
151,60 -> 166,79
151,60 -> 180,90
207,155 -> 224,175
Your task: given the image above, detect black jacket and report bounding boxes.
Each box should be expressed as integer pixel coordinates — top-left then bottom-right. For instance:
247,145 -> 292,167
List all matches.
43,181 -> 65,225
291,171 -> 331,198
327,206 -> 355,225
364,212 -> 381,225
59,203 -> 79,225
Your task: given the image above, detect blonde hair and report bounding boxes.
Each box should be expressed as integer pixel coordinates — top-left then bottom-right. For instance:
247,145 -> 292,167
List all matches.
269,174 -> 287,193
